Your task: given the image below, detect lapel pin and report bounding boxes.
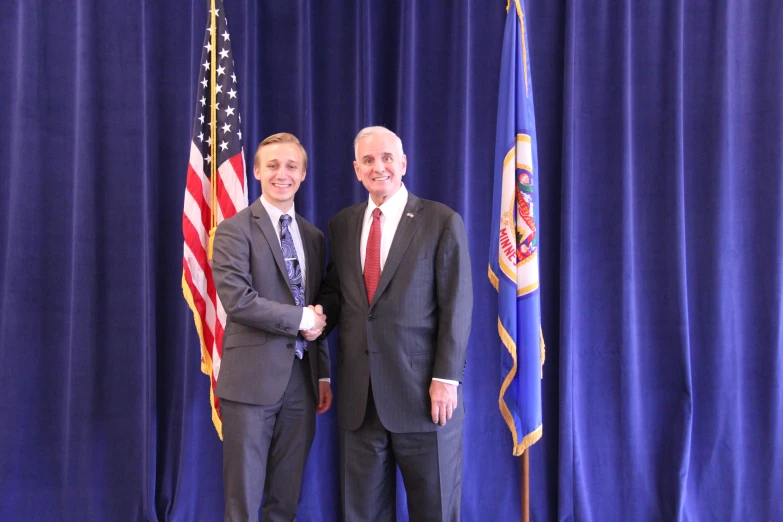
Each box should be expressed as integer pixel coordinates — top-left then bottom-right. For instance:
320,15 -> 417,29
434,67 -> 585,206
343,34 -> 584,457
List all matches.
406,212 -> 414,218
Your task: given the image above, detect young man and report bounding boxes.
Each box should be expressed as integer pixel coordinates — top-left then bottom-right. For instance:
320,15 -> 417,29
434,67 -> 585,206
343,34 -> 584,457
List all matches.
212,133 -> 332,522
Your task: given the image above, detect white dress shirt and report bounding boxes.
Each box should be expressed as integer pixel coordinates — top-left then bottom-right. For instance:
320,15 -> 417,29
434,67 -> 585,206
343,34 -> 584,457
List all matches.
360,184 -> 409,272
359,185 -> 458,387
259,195 -> 314,331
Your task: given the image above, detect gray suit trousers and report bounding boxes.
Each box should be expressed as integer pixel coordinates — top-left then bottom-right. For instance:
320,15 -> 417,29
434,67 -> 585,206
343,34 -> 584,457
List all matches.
221,354 -> 315,522
340,385 -> 463,522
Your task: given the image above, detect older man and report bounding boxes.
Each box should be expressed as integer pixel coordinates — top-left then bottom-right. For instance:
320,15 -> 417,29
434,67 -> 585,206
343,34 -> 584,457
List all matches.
319,126 -> 473,521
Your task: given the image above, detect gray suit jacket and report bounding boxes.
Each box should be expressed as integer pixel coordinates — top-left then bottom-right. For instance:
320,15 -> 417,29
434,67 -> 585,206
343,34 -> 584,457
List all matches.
320,193 -> 472,433
212,198 -> 329,406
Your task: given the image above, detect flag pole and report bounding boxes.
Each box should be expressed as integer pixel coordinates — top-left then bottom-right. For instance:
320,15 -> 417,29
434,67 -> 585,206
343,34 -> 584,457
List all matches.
494,2 -> 542,521
207,0 -> 218,260
522,450 -> 530,522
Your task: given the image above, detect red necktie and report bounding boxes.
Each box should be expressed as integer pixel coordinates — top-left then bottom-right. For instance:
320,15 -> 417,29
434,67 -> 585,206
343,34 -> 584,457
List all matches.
364,208 -> 382,304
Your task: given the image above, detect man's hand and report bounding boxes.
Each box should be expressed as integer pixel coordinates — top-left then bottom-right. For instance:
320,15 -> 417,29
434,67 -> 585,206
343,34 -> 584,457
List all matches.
316,381 -> 333,414
429,380 -> 458,426
301,305 -> 326,341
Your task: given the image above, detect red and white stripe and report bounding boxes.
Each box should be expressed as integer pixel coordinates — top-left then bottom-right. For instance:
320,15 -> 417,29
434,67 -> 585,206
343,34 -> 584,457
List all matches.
183,140 -> 247,433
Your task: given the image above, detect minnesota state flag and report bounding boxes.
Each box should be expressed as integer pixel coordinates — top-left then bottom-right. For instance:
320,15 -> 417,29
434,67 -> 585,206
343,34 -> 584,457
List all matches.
488,0 -> 544,456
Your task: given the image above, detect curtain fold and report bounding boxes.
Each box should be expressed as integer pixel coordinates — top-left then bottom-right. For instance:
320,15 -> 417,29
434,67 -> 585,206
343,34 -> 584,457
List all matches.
0,1 -> 780,520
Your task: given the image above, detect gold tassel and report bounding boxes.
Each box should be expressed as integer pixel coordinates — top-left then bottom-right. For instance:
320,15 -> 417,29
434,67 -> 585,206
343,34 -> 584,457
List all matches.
208,226 -> 217,261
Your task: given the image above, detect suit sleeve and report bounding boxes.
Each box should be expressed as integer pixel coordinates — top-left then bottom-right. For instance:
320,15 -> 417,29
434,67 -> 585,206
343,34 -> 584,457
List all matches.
432,211 -> 473,382
316,219 -> 342,337
313,230 -> 331,379
212,218 -> 302,336
316,338 -> 330,379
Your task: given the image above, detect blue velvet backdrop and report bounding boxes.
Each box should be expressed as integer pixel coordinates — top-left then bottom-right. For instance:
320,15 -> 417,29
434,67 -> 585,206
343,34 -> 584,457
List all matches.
1,1 -> 781,521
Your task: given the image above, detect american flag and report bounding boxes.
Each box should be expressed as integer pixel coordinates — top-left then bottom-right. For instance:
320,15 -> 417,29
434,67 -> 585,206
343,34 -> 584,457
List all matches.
182,0 -> 247,439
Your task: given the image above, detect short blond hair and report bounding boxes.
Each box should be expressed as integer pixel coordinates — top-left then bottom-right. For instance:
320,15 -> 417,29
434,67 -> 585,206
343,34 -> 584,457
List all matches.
254,132 -> 308,172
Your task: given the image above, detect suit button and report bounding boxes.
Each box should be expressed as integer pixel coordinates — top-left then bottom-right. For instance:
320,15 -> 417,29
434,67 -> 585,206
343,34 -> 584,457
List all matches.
287,343 -> 294,350
364,350 -> 369,355
367,314 -> 373,321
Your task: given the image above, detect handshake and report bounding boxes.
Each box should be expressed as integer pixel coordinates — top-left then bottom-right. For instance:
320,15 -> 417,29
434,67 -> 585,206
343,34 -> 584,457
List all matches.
300,304 -> 327,341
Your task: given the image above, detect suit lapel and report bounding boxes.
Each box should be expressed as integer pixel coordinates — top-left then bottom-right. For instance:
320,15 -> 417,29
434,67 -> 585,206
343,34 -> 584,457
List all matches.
251,199 -> 292,299
298,213 -> 317,304
370,194 -> 425,307
350,202 -> 369,302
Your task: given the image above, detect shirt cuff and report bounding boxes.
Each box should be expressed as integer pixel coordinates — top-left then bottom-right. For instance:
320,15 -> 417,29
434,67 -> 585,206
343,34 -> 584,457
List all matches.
319,378 -> 331,383
432,378 -> 459,386
299,306 -> 314,330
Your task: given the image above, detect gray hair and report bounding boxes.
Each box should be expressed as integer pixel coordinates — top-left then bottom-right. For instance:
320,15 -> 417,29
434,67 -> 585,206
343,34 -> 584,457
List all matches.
353,126 -> 404,160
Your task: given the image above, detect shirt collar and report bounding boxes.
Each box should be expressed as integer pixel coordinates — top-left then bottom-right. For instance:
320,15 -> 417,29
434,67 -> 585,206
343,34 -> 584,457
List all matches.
365,183 -> 408,221
260,195 -> 296,224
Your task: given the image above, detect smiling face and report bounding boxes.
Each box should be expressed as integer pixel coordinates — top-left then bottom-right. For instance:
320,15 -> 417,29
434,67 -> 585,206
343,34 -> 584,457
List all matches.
254,142 -> 306,211
353,130 -> 407,206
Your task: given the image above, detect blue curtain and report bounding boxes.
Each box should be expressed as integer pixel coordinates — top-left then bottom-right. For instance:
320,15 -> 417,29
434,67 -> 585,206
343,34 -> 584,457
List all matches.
1,0 -> 780,520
